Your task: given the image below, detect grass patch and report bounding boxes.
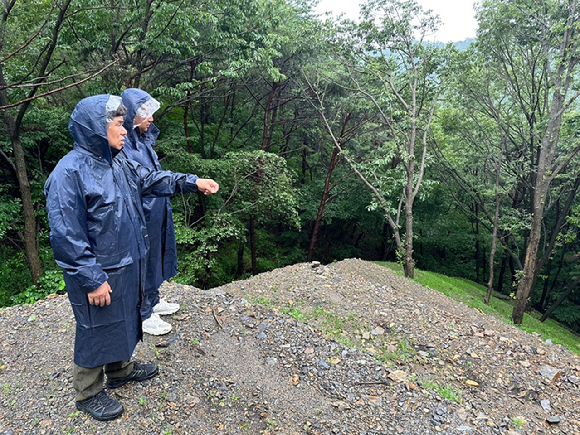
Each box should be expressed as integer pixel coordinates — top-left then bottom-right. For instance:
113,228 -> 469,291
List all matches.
512,417 -> 525,430
377,262 -> 580,355
278,303 -> 358,347
376,339 -> 415,365
436,384 -> 463,403
248,295 -> 274,308
280,307 -> 308,322
420,378 -> 462,403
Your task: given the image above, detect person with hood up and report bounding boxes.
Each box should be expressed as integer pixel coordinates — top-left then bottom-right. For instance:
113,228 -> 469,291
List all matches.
44,95 -> 219,421
121,88 -> 179,336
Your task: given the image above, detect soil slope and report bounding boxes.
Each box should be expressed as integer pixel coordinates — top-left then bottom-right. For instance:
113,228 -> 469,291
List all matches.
1,259 -> 579,434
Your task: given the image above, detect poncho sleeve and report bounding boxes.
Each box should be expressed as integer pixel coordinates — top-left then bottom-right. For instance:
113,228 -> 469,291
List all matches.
44,167 -> 107,294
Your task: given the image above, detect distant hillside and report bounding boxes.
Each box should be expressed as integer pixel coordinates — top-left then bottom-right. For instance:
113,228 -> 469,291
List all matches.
429,37 -> 475,50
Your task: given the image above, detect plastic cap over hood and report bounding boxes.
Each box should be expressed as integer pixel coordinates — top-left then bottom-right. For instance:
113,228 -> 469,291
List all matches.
68,94 -> 124,164
121,88 -> 160,130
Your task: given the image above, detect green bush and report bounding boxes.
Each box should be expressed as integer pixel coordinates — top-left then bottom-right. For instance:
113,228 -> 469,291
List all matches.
0,249 -> 33,307
10,269 -> 66,305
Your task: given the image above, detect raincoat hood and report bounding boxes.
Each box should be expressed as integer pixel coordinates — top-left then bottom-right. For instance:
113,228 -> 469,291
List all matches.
68,94 -> 123,164
121,88 -> 159,132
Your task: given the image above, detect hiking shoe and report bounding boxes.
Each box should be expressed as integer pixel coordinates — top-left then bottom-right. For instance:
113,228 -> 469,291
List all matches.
153,298 -> 180,315
76,390 -> 124,421
106,362 -> 159,389
142,312 -> 172,335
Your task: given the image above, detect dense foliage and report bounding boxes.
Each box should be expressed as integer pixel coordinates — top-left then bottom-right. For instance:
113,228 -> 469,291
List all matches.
2,0 -> 580,333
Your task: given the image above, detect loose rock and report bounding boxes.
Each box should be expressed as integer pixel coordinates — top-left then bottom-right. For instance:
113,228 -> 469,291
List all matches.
1,259 -> 579,434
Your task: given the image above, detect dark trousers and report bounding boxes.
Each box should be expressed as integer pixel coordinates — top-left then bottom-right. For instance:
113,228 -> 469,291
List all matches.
73,361 -> 134,401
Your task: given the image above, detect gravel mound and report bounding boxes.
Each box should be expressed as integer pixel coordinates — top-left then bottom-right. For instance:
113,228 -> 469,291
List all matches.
1,259 -> 579,434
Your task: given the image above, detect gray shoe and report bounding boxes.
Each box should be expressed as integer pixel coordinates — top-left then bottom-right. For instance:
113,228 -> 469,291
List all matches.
153,298 -> 180,315
76,390 -> 123,421
142,312 -> 172,335
106,362 -> 159,389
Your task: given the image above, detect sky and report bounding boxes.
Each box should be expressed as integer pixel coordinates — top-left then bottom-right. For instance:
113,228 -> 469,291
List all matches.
314,0 -> 480,43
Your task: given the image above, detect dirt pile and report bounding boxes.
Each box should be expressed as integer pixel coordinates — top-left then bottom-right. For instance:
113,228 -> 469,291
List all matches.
1,259 -> 578,434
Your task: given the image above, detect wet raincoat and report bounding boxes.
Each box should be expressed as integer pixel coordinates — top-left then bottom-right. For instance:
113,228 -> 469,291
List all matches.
121,88 -> 176,319
44,94 -> 199,368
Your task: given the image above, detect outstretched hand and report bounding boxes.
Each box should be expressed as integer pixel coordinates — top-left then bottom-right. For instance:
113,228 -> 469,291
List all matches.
196,178 -> 219,195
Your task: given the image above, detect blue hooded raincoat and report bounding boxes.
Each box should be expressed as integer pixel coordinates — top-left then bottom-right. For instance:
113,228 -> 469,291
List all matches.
44,95 -> 199,368
121,88 -> 177,319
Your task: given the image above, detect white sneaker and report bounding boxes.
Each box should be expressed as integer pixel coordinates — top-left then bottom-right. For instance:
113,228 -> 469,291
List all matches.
142,313 -> 172,335
153,298 -> 180,316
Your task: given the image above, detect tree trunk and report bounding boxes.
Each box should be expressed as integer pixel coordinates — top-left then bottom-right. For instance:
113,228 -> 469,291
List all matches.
301,143 -> 308,185
307,111 -> 351,262
403,127 -> 417,279
197,191 -> 206,220
497,254 -> 507,295
512,184 -> 546,323
510,3 -> 580,322
513,93 -> 564,324
540,277 -> 580,322
474,204 -> 480,282
236,241 -> 245,278
199,104 -> 207,159
541,248 -> 566,311
0,73 -> 42,284
307,147 -> 339,262
381,223 -> 391,261
509,254 -> 517,289
537,256 -> 553,312
485,140 -> 504,304
261,81 -> 281,152
184,99 -> 193,153
184,61 -> 195,153
249,214 -> 257,275
210,91 -> 232,158
403,188 -> 415,278
13,134 -> 42,283
530,175 -> 580,294
353,231 -> 365,249
485,209 -> 501,304
129,0 -> 153,88
199,83 -> 207,159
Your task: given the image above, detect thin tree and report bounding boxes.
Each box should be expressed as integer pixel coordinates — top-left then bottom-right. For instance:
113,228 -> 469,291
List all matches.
335,0 -> 443,278
0,0 -> 118,283
476,0 -> 580,324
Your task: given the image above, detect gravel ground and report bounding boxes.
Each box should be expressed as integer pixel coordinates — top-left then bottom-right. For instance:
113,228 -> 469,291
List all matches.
1,259 -> 579,434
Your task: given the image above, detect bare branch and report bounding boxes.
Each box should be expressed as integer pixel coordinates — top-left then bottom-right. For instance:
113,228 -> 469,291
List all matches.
0,60 -> 118,111
0,145 -> 16,172
0,68 -> 106,92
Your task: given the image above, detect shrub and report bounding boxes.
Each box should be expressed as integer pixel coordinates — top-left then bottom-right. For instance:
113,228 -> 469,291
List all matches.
10,269 -> 66,305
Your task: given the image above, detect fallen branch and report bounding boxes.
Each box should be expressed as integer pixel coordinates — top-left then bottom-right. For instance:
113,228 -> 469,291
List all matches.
212,308 -> 224,329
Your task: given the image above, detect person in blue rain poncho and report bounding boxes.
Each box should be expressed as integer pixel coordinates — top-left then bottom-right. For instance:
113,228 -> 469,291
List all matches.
44,95 -> 219,421
121,88 -> 179,336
